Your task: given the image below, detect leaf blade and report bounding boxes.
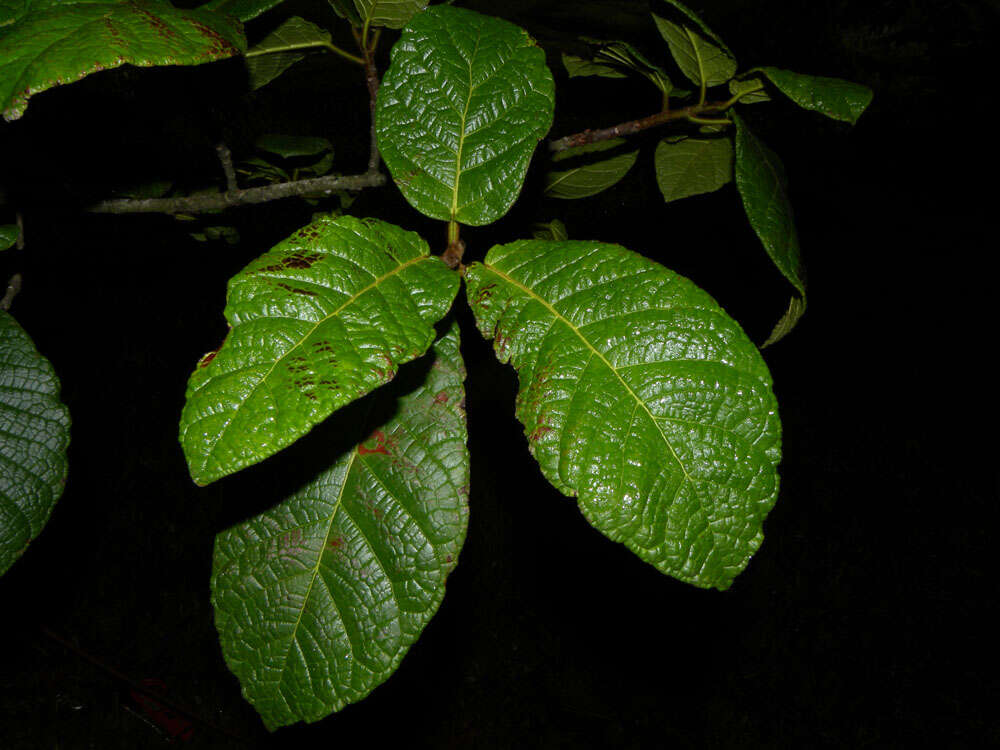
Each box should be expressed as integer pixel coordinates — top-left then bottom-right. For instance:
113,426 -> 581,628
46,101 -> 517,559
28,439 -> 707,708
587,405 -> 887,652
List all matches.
652,7 -> 735,89
465,241 -> 781,590
0,311 -> 71,577
376,5 -> 555,225
212,323 -> 469,729
545,140 -> 639,200
179,215 -> 458,486
752,66 -> 873,124
0,0 -> 245,121
654,135 -> 732,203
353,0 -> 428,29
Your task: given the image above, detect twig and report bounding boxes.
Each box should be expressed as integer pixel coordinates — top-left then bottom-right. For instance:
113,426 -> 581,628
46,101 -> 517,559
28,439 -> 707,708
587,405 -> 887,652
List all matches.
360,30 -> 382,172
41,626 -> 249,744
215,142 -> 238,193
15,211 -> 24,249
88,171 -> 386,215
0,273 -> 21,311
548,101 -> 732,153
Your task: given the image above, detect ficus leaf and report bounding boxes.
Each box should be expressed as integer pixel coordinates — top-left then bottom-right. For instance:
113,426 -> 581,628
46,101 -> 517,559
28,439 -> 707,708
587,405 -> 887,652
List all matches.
545,139 -> 639,200
211,322 -> 468,730
200,0 -> 284,23
244,16 -> 331,91
654,135 -> 733,203
0,311 -> 71,577
0,0 -> 245,121
465,241 -> 781,590
353,0 -> 428,30
733,113 -> 805,298
652,2 -> 736,90
376,5 -> 555,226
747,66 -> 873,124
179,215 -> 458,486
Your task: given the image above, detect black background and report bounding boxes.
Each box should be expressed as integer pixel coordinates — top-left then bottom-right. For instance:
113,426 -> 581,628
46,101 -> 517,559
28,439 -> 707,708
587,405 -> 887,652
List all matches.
0,0 -> 993,747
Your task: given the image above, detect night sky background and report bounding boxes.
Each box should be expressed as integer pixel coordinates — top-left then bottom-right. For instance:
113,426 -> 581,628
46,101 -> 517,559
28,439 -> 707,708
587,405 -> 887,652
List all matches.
0,0 -> 992,747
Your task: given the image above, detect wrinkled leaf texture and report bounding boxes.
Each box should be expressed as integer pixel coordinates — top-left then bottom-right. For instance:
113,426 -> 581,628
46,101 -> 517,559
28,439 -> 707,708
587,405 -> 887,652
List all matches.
465,241 -> 781,590
179,215 -> 458,486
0,311 -> 70,577
376,5 -> 555,225
0,0 -> 245,121
212,323 -> 468,729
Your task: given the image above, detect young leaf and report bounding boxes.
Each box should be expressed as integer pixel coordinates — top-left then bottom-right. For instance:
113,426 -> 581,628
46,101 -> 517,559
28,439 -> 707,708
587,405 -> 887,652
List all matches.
376,6 -> 555,226
654,135 -> 732,203
531,219 -> 568,242
545,140 -> 639,200
256,134 -> 332,159
0,224 -> 17,251
562,52 -> 626,80
0,0 -> 245,121
353,0 -> 428,30
572,39 -> 674,94
762,295 -> 806,348
654,0 -> 734,55
652,3 -> 736,90
0,311 -> 71,577
747,67 -> 873,125
179,215 -> 458,486
733,114 -> 805,299
465,241 -> 781,591
200,0 -> 285,22
729,77 -> 769,104
212,323 -> 468,730
327,0 -> 362,26
244,16 -> 332,91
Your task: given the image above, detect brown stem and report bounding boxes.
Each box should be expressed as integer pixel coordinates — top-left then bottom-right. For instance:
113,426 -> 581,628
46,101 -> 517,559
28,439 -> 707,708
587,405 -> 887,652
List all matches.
215,142 -> 238,193
1,273 -> 21,311
88,171 -> 386,215
548,101 -> 732,153
362,36 -> 381,172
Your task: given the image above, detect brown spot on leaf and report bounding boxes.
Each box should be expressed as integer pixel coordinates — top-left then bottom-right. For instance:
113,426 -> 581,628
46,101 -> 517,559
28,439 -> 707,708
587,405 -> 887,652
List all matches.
358,429 -> 391,456
433,390 -> 449,405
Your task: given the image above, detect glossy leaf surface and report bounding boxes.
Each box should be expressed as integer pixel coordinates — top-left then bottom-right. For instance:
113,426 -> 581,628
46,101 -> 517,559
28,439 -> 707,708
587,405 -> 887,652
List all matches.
244,16 -> 330,91
376,6 -> 554,225
354,0 -> 427,29
0,224 -> 17,250
179,215 -> 458,486
0,311 -> 70,577
465,241 -> 781,590
212,323 -> 468,729
654,135 -> 732,203
0,0 -> 245,121
652,5 -> 735,89
733,114 -> 805,297
545,140 -> 638,200
201,0 -> 284,22
751,66 -> 873,124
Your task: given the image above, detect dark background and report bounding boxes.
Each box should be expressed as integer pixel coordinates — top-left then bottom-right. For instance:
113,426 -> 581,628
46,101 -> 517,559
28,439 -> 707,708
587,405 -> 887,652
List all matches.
0,0 -> 992,747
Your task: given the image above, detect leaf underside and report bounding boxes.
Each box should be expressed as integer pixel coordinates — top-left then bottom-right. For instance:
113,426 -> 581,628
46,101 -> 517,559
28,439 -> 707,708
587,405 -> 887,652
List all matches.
652,10 -> 735,89
654,135 -> 732,203
465,241 -> 781,590
733,113 -> 806,297
212,323 -> 469,730
0,0 -> 245,121
0,311 -> 71,577
244,16 -> 329,90
201,0 -> 284,23
179,215 -> 458,486
354,0 -> 428,29
546,140 -> 639,200
376,5 -> 555,226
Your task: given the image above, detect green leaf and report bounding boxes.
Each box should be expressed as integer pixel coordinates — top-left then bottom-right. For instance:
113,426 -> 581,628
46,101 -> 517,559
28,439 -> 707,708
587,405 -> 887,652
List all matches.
762,295 -> 805,348
0,0 -> 26,28
583,38 -> 674,94
749,66 -> 873,124
179,215 -> 458,486
0,311 -> 71,577
654,0 -> 734,56
376,5 -> 555,226
256,134 -> 332,159
0,0 -> 245,122
562,52 -> 626,79
327,0 -> 362,26
733,113 -> 805,298
545,139 -> 639,200
0,224 -> 17,251
211,322 -> 468,729
353,0 -> 428,30
465,241 -> 780,590
200,0 -> 284,22
531,219 -> 568,242
729,77 -> 769,104
654,135 -> 732,203
652,4 -> 736,90
244,16 -> 331,90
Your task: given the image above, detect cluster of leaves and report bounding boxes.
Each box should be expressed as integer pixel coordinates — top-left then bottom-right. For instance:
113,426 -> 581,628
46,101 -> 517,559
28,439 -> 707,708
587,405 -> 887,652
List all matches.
0,0 -> 870,733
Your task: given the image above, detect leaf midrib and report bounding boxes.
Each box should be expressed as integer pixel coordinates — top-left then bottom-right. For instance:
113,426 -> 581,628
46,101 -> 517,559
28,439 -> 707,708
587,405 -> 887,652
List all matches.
483,263 -> 691,481
449,33 -> 482,222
